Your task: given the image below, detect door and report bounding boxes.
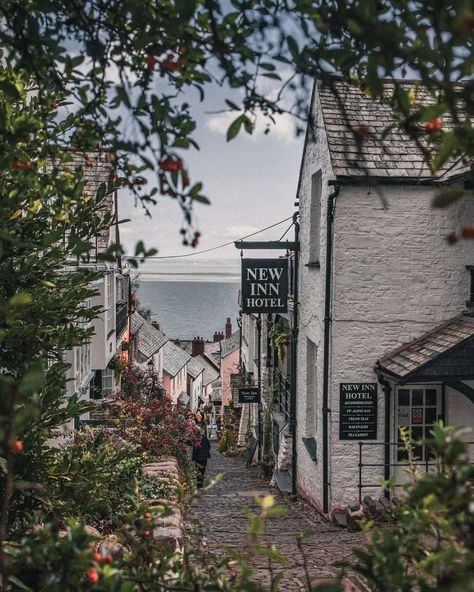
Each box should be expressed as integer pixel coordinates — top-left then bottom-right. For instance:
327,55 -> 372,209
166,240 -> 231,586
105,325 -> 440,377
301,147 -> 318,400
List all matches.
394,384 -> 442,484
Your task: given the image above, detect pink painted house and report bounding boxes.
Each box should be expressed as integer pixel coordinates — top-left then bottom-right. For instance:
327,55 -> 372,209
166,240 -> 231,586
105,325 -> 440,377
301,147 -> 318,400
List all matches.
162,341 -> 191,405
219,330 -> 240,418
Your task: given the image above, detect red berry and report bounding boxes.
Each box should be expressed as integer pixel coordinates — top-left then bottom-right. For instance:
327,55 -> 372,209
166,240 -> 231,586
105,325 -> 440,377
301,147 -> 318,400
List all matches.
85,156 -> 94,168
447,232 -> 458,245
182,174 -> 190,187
462,225 -> 474,238
460,17 -> 474,35
104,554 -> 113,564
11,440 -> 23,453
426,118 -> 442,133
87,567 -> 99,584
194,231 -> 201,238
143,528 -> 151,537
354,125 -> 371,140
12,160 -> 32,170
92,552 -> 103,562
144,511 -> 152,519
146,53 -> 157,72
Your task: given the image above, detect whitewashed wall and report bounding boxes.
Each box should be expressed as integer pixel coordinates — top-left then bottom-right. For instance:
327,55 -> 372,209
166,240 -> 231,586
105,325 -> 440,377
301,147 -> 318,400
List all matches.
296,83 -> 474,511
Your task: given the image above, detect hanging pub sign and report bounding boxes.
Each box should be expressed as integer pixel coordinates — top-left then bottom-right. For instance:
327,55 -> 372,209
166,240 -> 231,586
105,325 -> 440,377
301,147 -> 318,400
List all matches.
241,258 -> 288,314
339,383 -> 377,440
238,387 -> 260,403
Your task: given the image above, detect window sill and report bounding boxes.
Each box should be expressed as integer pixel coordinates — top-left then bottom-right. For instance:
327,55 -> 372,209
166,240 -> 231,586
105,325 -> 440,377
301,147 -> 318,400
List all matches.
305,261 -> 320,269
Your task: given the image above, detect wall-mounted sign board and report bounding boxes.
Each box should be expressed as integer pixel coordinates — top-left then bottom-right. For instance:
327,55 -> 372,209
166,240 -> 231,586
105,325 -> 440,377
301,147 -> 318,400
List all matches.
239,387 -> 260,403
241,258 -> 288,314
339,383 -> 377,440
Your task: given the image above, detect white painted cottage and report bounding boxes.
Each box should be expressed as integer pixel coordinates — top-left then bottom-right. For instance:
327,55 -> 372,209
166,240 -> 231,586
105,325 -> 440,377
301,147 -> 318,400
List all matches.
296,79 -> 474,514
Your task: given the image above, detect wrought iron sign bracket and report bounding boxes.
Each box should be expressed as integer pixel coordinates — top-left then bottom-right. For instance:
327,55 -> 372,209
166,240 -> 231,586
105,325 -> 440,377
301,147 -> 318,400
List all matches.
234,240 -> 299,251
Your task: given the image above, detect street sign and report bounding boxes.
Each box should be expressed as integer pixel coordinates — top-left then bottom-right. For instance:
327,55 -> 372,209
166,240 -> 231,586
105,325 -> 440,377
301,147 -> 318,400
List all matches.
238,387 -> 260,403
339,383 -> 377,440
241,258 -> 288,313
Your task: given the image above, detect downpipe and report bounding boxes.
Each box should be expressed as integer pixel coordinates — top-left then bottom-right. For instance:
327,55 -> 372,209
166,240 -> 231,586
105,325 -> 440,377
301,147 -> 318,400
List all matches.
322,184 -> 340,515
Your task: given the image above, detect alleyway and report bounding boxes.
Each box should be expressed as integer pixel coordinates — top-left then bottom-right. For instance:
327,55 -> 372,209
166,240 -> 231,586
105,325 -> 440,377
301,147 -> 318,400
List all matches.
188,448 -> 364,591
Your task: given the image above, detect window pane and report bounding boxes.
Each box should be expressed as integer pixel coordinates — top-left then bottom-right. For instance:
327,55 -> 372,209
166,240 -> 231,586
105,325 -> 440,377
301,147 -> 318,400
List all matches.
411,426 -> 423,442
412,389 -> 423,405
412,445 -> 423,461
398,389 -> 410,406
425,389 -> 437,406
412,407 -> 423,424
424,425 -> 434,439
398,406 -> 410,426
425,407 -> 437,424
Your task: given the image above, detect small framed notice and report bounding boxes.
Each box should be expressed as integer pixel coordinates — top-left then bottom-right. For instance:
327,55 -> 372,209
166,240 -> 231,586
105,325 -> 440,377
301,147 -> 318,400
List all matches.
339,383 -> 377,440
238,387 -> 260,404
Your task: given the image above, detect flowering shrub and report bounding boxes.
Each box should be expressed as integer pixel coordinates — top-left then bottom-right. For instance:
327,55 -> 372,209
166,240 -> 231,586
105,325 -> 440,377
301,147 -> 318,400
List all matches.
110,388 -> 200,460
117,362 -> 165,400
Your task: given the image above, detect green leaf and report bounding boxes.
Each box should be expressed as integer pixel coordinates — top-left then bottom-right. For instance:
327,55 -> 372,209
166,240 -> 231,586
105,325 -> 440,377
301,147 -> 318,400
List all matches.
0,80 -> 21,100
432,132 -> 459,171
432,188 -> 465,208
9,293 -> 32,307
226,115 -> 245,141
18,364 -> 45,396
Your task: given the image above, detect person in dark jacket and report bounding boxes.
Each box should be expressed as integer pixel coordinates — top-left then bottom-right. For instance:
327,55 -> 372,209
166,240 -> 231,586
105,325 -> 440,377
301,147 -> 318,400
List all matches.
192,411 -> 211,488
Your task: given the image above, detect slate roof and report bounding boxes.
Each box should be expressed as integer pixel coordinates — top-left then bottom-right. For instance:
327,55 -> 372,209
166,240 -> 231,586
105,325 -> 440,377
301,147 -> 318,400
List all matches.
131,312 -> 168,360
318,79 -> 470,181
187,357 -> 205,380
376,315 -> 474,379
163,341 -> 191,377
220,331 -> 240,359
196,354 -> 220,387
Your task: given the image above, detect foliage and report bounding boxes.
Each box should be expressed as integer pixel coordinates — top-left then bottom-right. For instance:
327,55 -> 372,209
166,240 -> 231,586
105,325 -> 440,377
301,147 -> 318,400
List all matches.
331,424 -> 474,592
116,362 -> 165,400
268,322 -> 291,362
218,425 -> 238,454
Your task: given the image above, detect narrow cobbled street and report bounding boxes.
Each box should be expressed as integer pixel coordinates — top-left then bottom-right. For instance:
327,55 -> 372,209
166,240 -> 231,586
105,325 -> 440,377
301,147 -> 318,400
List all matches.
188,448 -> 364,591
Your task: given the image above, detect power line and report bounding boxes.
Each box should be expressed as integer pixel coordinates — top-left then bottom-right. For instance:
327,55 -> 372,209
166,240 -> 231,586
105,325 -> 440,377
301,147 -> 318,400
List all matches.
124,215 -> 294,260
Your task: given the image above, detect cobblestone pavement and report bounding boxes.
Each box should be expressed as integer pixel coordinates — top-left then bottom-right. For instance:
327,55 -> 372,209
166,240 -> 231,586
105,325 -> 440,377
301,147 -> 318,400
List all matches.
187,447 -> 364,591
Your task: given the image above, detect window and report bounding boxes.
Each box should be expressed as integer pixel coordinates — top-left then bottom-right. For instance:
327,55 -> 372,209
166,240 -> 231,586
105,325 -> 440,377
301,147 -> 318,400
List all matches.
305,338 -> 317,434
102,368 -> 114,398
308,171 -> 322,264
396,385 -> 441,461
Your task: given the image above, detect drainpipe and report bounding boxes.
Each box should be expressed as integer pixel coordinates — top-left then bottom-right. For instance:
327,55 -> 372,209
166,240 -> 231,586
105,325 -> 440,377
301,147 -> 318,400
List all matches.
290,211 -> 300,497
378,373 -> 392,499
322,184 -> 340,515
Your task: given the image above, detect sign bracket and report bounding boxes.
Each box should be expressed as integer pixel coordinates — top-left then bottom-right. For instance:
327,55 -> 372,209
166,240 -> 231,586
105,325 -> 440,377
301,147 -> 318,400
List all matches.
235,240 -> 299,251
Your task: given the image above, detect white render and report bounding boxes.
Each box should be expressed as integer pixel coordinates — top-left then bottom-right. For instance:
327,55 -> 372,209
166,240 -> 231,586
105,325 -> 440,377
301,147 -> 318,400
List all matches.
296,85 -> 474,511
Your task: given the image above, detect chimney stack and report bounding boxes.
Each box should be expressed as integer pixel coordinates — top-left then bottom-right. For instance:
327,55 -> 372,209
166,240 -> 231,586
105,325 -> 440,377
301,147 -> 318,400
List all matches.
151,320 -> 160,331
192,336 -> 205,357
225,317 -> 232,339
213,331 -> 224,343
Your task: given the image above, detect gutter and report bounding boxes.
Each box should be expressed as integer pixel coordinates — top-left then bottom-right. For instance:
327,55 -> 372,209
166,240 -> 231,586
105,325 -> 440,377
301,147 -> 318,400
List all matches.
322,184 -> 341,515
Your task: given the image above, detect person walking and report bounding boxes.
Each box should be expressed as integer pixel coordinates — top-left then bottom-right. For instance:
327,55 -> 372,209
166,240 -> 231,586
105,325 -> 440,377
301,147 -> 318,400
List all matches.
192,411 -> 211,488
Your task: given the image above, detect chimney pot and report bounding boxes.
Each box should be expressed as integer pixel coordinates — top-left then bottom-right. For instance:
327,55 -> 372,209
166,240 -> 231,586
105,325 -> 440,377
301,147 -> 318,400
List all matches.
225,317 -> 232,339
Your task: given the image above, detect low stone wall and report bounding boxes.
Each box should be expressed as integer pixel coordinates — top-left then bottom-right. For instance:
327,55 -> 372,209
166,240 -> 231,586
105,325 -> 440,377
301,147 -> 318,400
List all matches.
66,455 -> 185,556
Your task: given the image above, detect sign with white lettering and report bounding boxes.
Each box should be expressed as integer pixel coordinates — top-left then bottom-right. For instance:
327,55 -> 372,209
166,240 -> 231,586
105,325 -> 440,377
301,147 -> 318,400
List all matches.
239,387 -> 260,403
241,259 -> 288,313
339,383 -> 377,440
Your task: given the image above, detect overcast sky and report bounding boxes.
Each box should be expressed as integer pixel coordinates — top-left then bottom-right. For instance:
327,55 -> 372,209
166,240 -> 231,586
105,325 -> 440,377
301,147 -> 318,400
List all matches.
119,80 -> 306,271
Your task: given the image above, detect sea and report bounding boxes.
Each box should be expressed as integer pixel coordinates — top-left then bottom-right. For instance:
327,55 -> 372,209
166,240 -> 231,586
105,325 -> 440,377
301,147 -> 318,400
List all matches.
133,259 -> 241,340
